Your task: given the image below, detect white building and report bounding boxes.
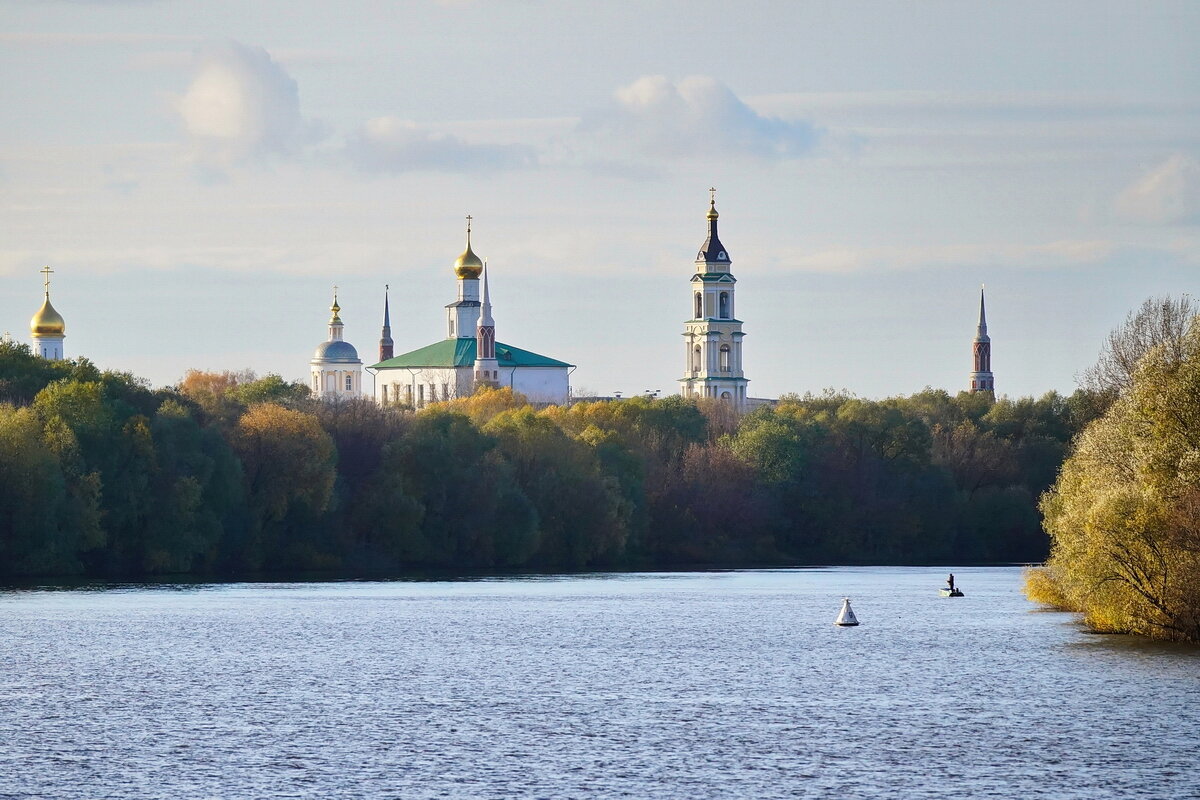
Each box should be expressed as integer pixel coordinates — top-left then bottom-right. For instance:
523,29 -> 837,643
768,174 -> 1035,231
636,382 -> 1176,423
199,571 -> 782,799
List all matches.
679,191 -> 748,407
30,266 -> 66,361
310,289 -> 363,400
370,219 -> 572,408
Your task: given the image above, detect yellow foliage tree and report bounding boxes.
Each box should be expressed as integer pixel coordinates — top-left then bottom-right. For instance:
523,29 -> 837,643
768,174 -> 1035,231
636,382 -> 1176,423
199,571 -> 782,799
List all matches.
1033,325 -> 1200,641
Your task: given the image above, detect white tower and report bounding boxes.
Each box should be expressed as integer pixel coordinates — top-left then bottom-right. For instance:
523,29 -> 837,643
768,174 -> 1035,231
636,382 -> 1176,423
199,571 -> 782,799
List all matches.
310,287 -> 363,400
679,189 -> 748,407
446,216 -> 483,339
30,266 -> 66,361
969,286 -> 994,394
474,260 -> 499,389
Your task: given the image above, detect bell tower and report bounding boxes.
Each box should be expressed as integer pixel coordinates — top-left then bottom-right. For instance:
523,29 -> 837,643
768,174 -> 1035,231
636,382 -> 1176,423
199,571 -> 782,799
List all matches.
969,286 -> 995,394
679,189 -> 748,407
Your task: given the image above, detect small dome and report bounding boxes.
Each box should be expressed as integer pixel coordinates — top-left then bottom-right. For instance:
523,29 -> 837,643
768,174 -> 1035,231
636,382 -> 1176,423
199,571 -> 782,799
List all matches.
454,218 -> 483,280
312,340 -> 360,362
454,242 -> 483,280
31,297 -> 65,336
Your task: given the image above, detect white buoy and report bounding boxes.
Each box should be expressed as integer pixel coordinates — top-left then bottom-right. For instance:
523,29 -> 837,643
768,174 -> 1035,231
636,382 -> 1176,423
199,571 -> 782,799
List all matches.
835,597 -> 859,626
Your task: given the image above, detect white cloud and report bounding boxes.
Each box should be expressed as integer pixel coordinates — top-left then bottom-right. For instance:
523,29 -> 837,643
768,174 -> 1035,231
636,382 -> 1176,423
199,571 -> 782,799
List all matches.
1114,153 -> 1200,225
344,116 -> 536,174
577,75 -> 818,162
173,41 -> 319,167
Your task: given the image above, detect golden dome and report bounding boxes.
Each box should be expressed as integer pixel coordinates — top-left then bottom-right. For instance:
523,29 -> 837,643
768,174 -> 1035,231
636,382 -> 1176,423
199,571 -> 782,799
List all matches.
31,296 -> 65,336
707,187 -> 719,221
454,217 -> 483,280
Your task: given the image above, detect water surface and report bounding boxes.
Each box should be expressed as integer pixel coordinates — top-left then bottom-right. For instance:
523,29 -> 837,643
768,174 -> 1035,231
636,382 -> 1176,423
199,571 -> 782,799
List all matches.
1,567 -> 1196,799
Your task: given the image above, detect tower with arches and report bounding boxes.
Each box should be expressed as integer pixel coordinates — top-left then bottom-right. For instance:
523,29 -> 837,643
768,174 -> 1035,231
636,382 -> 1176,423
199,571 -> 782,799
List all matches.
678,189 -> 748,407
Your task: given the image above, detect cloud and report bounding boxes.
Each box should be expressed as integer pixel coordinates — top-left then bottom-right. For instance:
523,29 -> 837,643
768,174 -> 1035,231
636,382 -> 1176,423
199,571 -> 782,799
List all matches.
577,75 -> 818,162
173,41 -> 320,167
344,116 -> 536,174
1114,153 -> 1200,225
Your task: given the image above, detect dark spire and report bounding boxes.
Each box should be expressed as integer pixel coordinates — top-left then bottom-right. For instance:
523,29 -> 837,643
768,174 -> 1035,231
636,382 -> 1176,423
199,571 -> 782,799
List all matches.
696,187 -> 731,265
379,285 -> 394,362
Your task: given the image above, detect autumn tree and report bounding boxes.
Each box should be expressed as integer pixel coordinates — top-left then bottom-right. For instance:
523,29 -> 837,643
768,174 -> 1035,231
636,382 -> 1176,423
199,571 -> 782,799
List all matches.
1034,323 -> 1200,641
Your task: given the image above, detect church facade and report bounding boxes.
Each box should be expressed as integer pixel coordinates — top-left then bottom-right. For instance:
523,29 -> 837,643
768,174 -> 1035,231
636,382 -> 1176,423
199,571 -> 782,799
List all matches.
370,220 -> 572,408
679,191 -> 749,407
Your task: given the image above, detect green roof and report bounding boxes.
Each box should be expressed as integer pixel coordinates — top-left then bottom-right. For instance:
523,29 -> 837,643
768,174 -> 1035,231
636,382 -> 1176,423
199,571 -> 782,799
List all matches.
372,338 -> 573,370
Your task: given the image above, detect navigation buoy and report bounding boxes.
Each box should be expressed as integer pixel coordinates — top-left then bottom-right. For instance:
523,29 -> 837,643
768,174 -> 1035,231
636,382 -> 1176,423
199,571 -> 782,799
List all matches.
835,597 -> 859,626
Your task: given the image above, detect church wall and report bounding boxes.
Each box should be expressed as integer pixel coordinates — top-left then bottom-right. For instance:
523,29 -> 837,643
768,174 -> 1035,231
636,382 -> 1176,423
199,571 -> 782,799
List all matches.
505,366 -> 569,406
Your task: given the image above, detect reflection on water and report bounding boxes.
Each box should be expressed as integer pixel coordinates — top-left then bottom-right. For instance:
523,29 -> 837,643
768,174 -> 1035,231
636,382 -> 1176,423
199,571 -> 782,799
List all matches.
1,567 -> 1196,799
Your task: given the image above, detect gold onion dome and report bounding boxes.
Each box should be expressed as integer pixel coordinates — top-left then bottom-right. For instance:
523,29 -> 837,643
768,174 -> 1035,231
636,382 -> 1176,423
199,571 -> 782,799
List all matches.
707,198 -> 719,221
454,218 -> 483,280
31,296 -> 65,336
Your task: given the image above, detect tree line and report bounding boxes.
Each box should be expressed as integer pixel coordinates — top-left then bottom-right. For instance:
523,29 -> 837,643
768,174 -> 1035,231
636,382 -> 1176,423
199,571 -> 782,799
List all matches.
0,339 -> 1105,580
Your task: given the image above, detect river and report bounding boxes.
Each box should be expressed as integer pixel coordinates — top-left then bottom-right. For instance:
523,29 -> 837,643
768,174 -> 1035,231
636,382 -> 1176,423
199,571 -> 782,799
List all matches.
1,567 -> 1197,799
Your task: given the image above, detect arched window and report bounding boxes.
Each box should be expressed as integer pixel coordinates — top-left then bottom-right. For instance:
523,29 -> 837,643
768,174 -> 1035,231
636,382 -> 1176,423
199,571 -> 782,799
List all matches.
692,345 -> 702,372
719,292 -> 729,319
720,391 -> 732,400
694,292 -> 703,319
719,344 -> 730,371
345,374 -> 353,391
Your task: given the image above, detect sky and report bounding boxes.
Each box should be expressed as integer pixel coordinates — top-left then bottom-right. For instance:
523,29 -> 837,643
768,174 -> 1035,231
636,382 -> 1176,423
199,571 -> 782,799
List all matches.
2,0 -> 1198,400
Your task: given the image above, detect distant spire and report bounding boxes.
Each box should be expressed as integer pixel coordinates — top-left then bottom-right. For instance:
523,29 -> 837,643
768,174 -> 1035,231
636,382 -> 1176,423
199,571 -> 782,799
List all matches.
479,260 -> 494,328
696,188 -> 730,265
969,285 -> 994,394
977,285 -> 988,336
474,259 -> 498,386
379,284 -> 394,362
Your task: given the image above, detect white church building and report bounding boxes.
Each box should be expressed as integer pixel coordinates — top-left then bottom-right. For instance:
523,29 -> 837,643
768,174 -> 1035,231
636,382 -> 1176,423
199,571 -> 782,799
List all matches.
310,289 -> 364,400
370,219 -> 572,408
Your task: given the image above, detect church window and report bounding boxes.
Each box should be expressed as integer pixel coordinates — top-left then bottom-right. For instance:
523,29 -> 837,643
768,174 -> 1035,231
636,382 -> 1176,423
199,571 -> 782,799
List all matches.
382,385 -> 389,403
721,391 -> 732,400
694,292 -> 702,319
718,252 -> 726,260
405,385 -> 413,405
692,345 -> 702,372
450,320 -> 455,336
345,375 -> 353,391
720,344 -> 730,371
313,375 -> 319,391
418,384 -> 425,405
719,292 -> 729,319
443,383 -> 450,399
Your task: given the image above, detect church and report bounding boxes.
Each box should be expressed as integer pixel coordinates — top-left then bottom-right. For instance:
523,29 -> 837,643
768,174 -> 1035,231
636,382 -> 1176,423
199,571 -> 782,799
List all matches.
368,219 -> 573,408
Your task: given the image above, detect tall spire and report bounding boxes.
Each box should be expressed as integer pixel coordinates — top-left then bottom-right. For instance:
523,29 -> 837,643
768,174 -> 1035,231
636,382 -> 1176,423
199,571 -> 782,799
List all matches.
474,259 -> 498,388
969,285 -> 994,394
379,284 -> 394,362
479,260 -> 494,328
977,285 -> 988,337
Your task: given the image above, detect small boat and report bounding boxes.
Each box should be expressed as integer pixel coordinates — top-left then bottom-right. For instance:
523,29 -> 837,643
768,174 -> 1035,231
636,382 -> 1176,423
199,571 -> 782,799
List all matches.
835,597 -> 859,626
939,588 -> 964,597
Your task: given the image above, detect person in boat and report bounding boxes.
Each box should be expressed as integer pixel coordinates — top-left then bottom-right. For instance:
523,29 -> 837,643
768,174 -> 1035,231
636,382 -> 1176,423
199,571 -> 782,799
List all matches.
947,573 -> 955,591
